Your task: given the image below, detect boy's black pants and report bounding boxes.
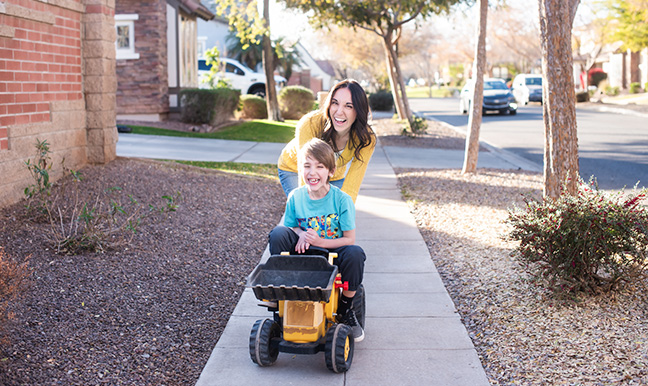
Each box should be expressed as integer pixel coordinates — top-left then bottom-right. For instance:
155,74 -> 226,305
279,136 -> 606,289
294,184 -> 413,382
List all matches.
268,225 -> 365,291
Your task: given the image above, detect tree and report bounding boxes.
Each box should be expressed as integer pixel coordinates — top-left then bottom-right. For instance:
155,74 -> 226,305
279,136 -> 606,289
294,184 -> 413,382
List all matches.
226,32 -> 263,69
261,0 -> 281,120
462,0 -> 487,174
281,0 -> 463,129
488,4 -> 542,74
273,37 -> 302,82
214,0 -> 282,121
226,33 -> 302,83
538,0 -> 581,198
311,25 -> 387,90
604,0 -> 648,52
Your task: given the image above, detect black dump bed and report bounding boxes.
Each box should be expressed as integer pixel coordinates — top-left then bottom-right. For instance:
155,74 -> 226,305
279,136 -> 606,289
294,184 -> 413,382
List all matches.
247,254 -> 338,302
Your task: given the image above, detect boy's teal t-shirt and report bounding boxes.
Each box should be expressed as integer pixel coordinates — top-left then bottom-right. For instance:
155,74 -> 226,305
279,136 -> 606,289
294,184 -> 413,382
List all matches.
284,185 -> 355,239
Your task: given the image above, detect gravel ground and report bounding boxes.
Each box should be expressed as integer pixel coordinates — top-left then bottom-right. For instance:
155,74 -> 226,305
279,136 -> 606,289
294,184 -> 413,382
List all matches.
374,119 -> 648,385
1,115 -> 647,385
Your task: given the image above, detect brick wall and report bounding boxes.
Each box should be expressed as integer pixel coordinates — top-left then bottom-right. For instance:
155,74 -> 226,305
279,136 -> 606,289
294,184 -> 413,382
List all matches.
115,0 -> 168,117
0,0 -> 117,208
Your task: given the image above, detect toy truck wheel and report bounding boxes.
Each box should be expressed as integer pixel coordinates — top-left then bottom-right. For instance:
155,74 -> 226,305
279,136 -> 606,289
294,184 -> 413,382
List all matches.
352,284 -> 366,328
325,323 -> 354,373
249,318 -> 280,367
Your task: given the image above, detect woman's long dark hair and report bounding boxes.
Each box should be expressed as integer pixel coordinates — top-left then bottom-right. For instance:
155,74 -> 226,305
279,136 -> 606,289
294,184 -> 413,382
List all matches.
321,79 -> 374,163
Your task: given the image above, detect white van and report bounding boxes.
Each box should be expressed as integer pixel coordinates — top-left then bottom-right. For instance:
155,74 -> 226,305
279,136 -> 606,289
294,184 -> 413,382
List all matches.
198,57 -> 286,97
511,74 -> 543,105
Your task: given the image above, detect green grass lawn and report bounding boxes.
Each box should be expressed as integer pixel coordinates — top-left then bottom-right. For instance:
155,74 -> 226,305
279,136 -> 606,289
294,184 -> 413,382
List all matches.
405,86 -> 458,99
127,119 -> 297,143
123,119 -> 293,177
175,160 -> 278,180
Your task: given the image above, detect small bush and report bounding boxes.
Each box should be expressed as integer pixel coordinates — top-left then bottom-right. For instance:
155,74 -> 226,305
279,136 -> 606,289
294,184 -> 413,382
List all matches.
369,89 -> 394,111
629,82 -> 642,94
400,114 -> 428,137
24,138 -> 54,216
180,88 -> 240,126
0,247 -> 29,345
507,179 -> 648,295
237,95 -> 267,119
605,86 -> 619,96
23,141 -> 180,255
278,86 -> 315,120
575,91 -> 590,103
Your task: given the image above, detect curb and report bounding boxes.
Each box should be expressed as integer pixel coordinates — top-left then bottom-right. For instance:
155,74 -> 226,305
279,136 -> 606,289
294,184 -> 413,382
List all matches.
426,116 -> 544,173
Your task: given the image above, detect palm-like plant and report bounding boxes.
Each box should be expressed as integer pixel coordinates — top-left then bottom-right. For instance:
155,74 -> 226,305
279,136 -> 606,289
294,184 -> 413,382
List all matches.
226,32 -> 302,82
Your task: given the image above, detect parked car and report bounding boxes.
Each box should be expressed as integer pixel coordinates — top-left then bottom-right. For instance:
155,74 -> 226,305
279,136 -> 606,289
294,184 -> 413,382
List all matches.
511,74 -> 543,105
198,57 -> 286,97
459,78 -> 517,115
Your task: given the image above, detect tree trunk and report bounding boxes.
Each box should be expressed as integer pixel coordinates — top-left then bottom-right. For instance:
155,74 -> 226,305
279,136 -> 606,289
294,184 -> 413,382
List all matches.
382,33 -> 412,124
262,0 -> 282,121
539,0 -> 580,198
462,0 -> 488,174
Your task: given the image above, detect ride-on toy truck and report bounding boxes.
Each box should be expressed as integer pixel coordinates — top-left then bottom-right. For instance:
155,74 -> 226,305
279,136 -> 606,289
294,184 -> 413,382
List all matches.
246,248 -> 365,373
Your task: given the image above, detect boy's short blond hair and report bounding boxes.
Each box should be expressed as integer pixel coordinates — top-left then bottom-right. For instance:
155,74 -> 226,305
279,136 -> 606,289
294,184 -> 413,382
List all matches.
298,138 -> 336,182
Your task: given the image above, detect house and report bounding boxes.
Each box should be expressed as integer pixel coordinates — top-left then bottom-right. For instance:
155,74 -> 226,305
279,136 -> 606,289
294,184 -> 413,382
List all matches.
114,0 -> 214,121
1,0 -> 117,209
286,42 -> 336,93
572,24 -> 647,91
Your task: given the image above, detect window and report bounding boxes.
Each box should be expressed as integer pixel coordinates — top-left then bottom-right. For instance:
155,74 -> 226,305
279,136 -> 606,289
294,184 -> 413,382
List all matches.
115,14 -> 140,60
225,63 -> 244,76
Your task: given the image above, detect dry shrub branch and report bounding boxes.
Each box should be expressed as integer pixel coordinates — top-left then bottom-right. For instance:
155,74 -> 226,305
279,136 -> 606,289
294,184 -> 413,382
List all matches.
0,248 -> 29,345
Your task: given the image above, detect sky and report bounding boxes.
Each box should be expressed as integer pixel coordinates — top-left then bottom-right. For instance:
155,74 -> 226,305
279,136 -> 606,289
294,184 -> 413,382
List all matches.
268,0 -> 601,59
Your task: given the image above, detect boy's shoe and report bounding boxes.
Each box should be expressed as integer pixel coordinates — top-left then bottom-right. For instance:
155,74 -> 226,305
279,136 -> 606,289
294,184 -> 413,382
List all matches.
337,308 -> 365,342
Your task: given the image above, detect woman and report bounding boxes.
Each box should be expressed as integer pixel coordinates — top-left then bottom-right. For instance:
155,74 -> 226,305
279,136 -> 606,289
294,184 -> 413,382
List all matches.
277,79 -> 376,203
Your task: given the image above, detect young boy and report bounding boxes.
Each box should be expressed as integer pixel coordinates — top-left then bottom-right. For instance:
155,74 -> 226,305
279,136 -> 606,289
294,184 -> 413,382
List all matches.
268,138 -> 366,342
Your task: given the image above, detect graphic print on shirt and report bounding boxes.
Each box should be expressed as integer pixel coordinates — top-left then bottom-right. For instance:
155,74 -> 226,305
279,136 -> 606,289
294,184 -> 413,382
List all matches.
297,213 -> 341,239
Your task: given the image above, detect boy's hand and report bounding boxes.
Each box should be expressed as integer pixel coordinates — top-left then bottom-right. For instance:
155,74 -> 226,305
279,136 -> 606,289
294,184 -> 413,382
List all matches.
303,228 -> 321,246
295,229 -> 321,253
295,232 -> 310,254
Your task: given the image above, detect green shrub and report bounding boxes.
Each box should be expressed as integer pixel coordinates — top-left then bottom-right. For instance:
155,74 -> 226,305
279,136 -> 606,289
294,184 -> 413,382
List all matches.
507,179 -> 648,295
180,88 -> 240,126
369,89 -> 394,111
605,86 -> 619,96
278,86 -> 315,120
23,141 -> 180,254
238,95 -> 267,119
575,91 -> 590,103
400,114 -> 428,136
24,138 -> 54,215
629,82 -> 642,94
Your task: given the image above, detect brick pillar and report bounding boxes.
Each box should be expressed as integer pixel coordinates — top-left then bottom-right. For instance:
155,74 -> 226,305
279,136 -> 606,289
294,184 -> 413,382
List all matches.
630,50 -> 641,85
83,0 -> 117,164
299,68 -> 311,88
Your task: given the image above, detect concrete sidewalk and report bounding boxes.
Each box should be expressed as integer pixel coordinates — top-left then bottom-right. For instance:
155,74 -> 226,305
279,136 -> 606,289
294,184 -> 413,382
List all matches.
116,132 -> 538,171
193,145 -> 490,386
115,131 -> 532,385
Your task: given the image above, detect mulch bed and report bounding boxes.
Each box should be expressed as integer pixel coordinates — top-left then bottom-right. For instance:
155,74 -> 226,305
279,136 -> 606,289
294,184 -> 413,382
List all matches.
0,159 -> 285,385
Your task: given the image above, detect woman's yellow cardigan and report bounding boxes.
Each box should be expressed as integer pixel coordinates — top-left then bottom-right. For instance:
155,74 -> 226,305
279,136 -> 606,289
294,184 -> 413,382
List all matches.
277,111 -> 376,203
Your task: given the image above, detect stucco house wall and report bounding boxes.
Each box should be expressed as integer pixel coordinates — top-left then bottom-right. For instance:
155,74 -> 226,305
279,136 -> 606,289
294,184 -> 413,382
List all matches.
0,0 -> 117,209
